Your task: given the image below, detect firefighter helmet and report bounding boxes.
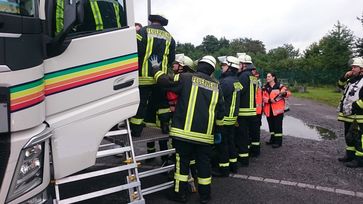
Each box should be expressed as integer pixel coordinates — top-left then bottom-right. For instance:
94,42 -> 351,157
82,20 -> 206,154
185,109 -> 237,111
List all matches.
199,55 -> 216,69
148,14 -> 168,26
351,57 -> 363,68
183,56 -> 195,71
174,54 -> 185,66
238,54 -> 253,64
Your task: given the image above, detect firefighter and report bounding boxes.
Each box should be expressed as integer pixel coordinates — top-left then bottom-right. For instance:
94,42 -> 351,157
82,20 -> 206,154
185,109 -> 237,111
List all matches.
262,72 -> 291,148
337,57 -> 363,168
130,14 -> 175,137
236,54 -> 259,165
153,55 -> 225,203
212,56 -> 242,177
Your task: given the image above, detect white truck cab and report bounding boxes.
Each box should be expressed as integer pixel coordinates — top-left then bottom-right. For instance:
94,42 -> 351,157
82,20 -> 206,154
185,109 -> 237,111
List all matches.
0,0 -> 139,203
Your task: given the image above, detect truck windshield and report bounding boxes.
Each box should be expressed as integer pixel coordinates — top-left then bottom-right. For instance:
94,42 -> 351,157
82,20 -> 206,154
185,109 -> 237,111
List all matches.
0,0 -> 35,16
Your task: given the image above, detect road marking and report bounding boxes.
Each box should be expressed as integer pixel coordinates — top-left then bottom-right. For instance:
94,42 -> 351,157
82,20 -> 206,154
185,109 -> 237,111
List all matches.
230,174 -> 362,198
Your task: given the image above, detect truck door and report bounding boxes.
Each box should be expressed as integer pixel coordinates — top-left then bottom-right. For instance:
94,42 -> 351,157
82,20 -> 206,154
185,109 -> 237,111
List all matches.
43,0 -> 140,178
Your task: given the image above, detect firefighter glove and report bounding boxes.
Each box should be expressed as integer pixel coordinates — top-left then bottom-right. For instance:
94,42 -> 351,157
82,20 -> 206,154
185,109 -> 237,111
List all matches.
149,55 -> 161,74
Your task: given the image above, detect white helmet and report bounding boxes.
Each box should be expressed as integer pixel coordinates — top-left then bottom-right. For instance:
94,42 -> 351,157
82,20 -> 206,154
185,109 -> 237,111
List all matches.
175,54 -> 185,66
199,55 -> 216,69
238,53 -> 253,64
352,57 -> 363,68
218,56 -> 239,70
183,56 -> 194,69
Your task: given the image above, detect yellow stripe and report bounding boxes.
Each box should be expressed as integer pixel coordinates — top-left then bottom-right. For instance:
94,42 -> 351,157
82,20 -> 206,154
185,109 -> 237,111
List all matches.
170,127 -> 214,144
130,118 -> 143,125
357,100 -> 363,109
239,153 -> 248,157
190,160 -> 196,165
356,150 -> 363,157
46,58 -> 137,85
154,71 -> 164,82
90,0 -> 103,30
229,158 -> 237,163
216,119 -> 224,126
184,85 -> 198,131
346,146 -> 356,151
275,133 -> 283,137
207,91 -> 218,135
162,40 -> 171,73
175,153 -> 181,192
157,108 -> 171,114
11,84 -> 44,99
136,34 -> 142,41
142,37 -> 154,77
219,163 -> 229,167
174,74 -> 180,82
251,142 -> 260,145
229,90 -> 237,117
250,79 -> 254,109
198,177 -> 212,185
113,2 -> 121,28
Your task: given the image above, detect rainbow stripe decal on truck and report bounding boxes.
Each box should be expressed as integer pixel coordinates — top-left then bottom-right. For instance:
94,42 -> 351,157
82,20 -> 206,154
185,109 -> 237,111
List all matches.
10,53 -> 138,112
10,79 -> 45,112
44,53 -> 138,95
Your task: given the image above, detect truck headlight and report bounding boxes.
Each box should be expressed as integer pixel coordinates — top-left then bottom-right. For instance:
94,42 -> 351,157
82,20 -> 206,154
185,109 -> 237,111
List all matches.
6,143 -> 45,202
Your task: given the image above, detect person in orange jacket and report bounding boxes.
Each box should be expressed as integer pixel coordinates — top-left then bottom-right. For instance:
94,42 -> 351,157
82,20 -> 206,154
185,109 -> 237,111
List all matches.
255,71 -> 263,155
263,72 -> 291,148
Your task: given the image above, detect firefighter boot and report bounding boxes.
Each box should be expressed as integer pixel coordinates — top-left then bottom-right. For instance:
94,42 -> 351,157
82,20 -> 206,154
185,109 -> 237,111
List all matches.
272,138 -> 282,148
338,151 -> 355,162
345,156 -> 363,168
266,136 -> 275,145
211,167 -> 229,177
238,157 -> 249,167
199,194 -> 211,204
167,190 -> 187,203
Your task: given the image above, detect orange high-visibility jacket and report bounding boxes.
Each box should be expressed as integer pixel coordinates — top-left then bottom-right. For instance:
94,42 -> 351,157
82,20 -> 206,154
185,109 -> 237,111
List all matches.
263,83 -> 291,117
256,86 -> 263,114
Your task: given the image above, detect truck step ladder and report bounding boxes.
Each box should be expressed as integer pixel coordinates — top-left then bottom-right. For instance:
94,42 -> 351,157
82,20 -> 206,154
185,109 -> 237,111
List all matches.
53,120 -> 145,204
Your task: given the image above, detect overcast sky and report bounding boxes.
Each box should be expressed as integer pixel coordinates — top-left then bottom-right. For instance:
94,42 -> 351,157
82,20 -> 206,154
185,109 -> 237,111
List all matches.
134,0 -> 363,52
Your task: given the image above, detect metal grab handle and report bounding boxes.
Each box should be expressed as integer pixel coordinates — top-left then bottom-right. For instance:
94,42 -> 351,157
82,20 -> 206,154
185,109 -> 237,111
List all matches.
113,79 -> 134,90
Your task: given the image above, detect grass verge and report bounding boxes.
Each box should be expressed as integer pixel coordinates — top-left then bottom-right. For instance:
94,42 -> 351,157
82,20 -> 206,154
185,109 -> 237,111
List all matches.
292,86 -> 341,107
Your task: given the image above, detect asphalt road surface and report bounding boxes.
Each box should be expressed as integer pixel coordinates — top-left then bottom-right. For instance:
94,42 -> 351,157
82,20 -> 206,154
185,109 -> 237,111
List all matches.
62,97 -> 363,204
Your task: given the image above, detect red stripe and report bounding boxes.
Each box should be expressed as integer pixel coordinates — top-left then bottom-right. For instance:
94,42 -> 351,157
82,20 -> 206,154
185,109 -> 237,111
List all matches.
45,65 -> 137,95
11,95 -> 45,111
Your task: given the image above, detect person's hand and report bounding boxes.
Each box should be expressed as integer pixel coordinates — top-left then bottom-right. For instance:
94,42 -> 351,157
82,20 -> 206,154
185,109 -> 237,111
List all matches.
345,71 -> 353,79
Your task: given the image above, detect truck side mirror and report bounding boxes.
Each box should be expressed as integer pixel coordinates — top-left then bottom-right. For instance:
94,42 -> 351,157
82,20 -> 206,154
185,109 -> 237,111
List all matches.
76,0 -> 84,26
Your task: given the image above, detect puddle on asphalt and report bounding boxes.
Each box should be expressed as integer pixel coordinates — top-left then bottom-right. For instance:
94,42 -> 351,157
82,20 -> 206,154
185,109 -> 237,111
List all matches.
261,115 -> 337,141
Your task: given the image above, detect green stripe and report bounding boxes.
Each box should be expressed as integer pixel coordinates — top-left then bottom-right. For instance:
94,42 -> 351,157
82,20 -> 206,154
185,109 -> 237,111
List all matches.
45,54 -> 137,79
11,79 -> 44,93
161,40 -> 171,73
90,0 -> 103,30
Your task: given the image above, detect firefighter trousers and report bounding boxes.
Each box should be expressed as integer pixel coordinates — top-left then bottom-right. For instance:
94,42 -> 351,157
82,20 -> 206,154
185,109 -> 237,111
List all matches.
236,116 -> 259,160
266,113 -> 284,145
173,139 -> 212,197
344,122 -> 363,158
216,125 -> 238,172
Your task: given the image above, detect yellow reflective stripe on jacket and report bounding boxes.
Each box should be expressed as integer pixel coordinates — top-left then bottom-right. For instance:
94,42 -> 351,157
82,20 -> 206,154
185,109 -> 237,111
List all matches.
175,153 -> 181,192
250,78 -> 254,109
229,90 -> 237,117
130,117 -> 143,125
154,70 -> 164,82
112,1 -> 121,28
142,37 -> 154,77
190,160 -> 196,165
170,127 -> 214,144
356,150 -> 363,157
174,173 -> 188,182
55,0 -> 64,35
90,0 -> 103,30
184,85 -> 198,131
338,112 -> 363,123
346,146 -> 356,151
158,108 -> 171,114
139,77 -> 155,85
238,109 -> 257,116
136,34 -> 142,41
207,91 -> 219,135
198,177 -> 212,185
174,74 -> 180,82
357,100 -> 363,109
216,119 -> 224,126
161,40 -> 171,73
223,116 -> 237,125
